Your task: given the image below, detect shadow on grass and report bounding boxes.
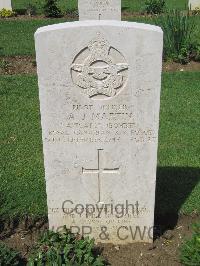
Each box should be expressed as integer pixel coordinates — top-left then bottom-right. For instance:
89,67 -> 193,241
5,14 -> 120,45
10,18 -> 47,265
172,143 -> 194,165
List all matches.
121,6 -> 129,11
154,167 -> 200,234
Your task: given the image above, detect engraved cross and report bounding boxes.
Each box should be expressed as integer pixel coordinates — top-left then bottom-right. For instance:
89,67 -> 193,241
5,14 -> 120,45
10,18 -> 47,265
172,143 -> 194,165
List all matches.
82,149 -> 120,203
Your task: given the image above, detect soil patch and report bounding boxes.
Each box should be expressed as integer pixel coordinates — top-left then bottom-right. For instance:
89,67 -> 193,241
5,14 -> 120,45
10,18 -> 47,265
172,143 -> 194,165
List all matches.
163,61 -> 200,72
0,12 -> 150,21
0,214 -> 199,265
1,56 -> 200,76
0,15 -> 47,21
0,11 -> 195,21
101,214 -> 200,266
0,56 -> 36,75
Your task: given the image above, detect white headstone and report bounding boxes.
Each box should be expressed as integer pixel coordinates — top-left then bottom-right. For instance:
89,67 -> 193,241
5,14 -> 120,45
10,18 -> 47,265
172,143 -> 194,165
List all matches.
0,0 -> 12,10
35,20 -> 163,244
189,0 -> 200,10
78,0 -> 121,20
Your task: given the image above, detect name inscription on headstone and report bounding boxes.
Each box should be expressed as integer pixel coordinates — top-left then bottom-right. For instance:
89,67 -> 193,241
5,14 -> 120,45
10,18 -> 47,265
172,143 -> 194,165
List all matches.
46,103 -> 155,145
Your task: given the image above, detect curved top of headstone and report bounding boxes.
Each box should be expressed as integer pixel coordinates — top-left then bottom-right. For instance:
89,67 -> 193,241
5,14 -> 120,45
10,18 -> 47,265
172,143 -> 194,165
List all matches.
35,20 -> 163,36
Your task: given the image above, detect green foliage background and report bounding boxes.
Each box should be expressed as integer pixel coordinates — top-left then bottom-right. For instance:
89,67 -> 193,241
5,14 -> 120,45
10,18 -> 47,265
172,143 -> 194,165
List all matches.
11,0 -> 188,13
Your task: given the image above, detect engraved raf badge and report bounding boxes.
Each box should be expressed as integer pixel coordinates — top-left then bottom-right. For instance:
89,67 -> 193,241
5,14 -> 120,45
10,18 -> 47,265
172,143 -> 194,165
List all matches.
71,33 -> 128,99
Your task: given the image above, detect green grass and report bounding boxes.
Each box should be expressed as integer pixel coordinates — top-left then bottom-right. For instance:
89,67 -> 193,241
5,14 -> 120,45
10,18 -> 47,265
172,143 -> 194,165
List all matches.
122,0 -> 188,12
0,73 -> 200,219
11,0 -> 188,13
12,0 -> 77,13
157,72 -> 200,215
0,75 -> 46,217
1,15 -> 200,56
0,19 -> 66,56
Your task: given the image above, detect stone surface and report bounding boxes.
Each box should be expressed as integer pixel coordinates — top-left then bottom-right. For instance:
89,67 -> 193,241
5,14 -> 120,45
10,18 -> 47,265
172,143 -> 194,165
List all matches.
189,0 -> 200,10
0,0 -> 12,10
78,0 -> 121,20
35,20 -> 163,244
